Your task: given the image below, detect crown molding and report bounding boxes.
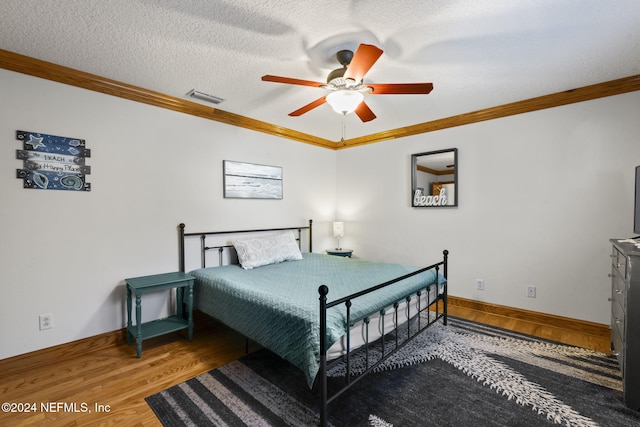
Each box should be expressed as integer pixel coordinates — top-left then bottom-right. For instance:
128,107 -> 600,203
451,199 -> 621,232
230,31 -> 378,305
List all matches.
339,74 -> 640,149
0,49 -> 337,150
2,49 -> 638,151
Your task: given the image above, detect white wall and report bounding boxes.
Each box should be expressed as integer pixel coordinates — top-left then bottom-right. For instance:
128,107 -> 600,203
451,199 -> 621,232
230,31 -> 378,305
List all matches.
2,67 -> 638,361
0,69 -> 336,359
336,91 -> 640,325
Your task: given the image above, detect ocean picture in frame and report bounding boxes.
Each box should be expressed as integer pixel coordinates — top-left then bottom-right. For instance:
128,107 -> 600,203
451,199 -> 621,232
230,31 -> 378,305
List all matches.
223,160 -> 283,199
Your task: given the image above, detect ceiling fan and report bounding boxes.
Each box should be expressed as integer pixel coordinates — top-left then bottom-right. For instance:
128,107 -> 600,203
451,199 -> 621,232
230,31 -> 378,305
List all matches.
261,44 -> 433,122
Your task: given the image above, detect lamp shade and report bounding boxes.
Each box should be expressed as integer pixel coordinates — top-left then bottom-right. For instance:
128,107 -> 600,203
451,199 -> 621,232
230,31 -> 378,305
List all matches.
326,90 -> 364,115
333,221 -> 344,238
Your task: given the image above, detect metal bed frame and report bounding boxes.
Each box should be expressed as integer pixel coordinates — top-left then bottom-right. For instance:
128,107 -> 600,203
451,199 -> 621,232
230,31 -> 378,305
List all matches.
178,220 -> 448,426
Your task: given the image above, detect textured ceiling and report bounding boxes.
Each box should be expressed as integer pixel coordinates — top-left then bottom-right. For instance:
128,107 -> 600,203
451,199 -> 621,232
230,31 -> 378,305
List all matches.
1,0 -> 639,141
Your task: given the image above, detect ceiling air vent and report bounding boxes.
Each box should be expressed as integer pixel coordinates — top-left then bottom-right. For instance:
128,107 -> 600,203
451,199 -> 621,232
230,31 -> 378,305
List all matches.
186,89 -> 224,105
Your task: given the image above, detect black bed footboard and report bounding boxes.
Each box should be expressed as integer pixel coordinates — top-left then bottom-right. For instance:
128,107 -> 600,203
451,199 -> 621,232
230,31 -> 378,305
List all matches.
318,250 -> 448,427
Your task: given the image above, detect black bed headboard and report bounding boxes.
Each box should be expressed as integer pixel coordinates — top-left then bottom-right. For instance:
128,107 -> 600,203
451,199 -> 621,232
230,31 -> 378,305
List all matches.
178,219 -> 313,272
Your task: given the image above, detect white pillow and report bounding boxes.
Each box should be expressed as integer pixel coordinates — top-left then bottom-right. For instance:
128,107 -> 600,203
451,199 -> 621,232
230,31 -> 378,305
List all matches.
232,231 -> 303,270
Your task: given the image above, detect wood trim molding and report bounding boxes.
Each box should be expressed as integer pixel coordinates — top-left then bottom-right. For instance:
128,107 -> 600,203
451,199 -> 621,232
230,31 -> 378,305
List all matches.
2,301 -> 609,370
0,310 -> 212,371
448,295 -> 610,339
0,328 -> 127,373
0,49 -> 337,150
340,74 -> 640,148
1,49 -> 638,150
417,165 -> 455,176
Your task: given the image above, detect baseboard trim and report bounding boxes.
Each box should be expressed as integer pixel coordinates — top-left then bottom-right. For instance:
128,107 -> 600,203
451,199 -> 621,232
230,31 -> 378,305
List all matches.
448,296 -> 610,339
0,328 -> 127,374
0,311 -> 211,373
2,302 -> 609,371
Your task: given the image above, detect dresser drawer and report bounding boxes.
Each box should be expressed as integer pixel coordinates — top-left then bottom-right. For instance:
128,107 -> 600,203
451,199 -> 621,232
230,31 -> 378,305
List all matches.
612,299 -> 625,340
612,274 -> 627,308
611,247 -> 627,279
612,325 -> 624,374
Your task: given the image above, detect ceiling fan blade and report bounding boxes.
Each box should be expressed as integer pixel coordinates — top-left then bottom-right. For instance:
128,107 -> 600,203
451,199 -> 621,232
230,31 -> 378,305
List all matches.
289,96 -> 327,116
354,101 -> 377,122
368,82 -> 434,94
343,44 -> 383,82
262,75 -> 325,88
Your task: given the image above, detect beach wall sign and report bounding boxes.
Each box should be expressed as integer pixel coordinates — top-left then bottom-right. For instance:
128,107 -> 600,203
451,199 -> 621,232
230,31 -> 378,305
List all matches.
16,130 -> 91,191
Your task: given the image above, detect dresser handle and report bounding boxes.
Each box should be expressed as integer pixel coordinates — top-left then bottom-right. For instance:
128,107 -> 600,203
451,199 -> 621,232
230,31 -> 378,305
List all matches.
608,297 -> 613,302
616,289 -> 623,295
608,273 -> 614,278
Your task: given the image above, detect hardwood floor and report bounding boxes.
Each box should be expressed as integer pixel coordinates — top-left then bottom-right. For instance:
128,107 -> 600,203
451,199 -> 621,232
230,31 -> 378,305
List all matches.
447,296 -> 611,354
0,306 -> 611,426
0,316 -> 245,427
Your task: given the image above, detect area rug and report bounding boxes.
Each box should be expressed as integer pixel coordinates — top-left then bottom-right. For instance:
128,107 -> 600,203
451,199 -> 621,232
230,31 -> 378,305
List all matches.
146,317 -> 640,426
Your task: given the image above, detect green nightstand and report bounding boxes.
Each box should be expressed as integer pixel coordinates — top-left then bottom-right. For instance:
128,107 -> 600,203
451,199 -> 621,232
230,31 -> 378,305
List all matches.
125,271 -> 195,358
326,248 -> 353,257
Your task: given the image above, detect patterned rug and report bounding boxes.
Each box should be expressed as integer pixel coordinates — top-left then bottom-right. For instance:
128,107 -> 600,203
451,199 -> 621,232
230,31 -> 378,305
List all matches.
146,317 -> 640,426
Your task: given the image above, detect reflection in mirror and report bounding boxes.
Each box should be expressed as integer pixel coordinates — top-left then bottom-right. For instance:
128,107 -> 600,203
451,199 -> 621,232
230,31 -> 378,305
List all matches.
411,148 -> 458,207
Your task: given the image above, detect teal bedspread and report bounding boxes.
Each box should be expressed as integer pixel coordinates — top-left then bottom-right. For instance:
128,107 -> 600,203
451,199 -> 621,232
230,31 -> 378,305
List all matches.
190,252 -> 442,387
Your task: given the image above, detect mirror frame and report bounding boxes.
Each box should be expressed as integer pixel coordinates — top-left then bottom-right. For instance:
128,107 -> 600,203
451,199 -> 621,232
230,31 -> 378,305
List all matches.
411,148 -> 458,207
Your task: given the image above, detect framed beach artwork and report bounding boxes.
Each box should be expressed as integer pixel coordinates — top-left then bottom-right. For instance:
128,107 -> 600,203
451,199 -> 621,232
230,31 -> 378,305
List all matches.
223,160 -> 283,199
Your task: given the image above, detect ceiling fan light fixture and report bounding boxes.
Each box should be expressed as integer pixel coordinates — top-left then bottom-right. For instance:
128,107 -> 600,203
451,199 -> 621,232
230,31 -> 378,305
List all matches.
326,89 -> 364,115
261,43 -> 432,122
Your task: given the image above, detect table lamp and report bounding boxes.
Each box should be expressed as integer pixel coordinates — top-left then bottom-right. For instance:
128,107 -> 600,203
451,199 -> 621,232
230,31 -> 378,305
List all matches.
333,221 -> 344,250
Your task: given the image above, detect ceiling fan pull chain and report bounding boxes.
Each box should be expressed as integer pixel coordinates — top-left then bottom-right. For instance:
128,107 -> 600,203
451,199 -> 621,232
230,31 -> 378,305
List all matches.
341,113 -> 347,146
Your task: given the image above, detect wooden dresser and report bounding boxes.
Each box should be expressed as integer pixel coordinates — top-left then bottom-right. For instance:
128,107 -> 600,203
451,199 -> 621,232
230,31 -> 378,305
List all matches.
609,239 -> 640,410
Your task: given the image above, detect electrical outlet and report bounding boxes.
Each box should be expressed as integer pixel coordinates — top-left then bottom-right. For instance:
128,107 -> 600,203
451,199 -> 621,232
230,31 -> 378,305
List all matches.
39,313 -> 53,330
527,286 -> 536,298
476,279 -> 485,290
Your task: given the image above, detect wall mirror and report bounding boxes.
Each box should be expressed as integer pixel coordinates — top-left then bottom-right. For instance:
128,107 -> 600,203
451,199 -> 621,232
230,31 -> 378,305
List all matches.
411,148 -> 458,207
